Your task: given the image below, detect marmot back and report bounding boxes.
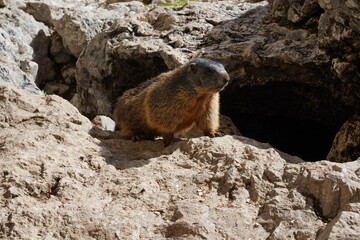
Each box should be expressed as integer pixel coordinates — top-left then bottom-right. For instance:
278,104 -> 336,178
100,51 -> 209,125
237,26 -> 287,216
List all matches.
113,58 -> 230,146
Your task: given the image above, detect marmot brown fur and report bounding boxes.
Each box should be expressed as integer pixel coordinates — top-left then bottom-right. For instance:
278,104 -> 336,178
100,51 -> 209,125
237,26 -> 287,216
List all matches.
113,58 -> 230,146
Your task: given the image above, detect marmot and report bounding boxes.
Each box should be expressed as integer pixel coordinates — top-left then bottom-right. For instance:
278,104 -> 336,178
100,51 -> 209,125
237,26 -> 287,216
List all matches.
113,58 -> 230,146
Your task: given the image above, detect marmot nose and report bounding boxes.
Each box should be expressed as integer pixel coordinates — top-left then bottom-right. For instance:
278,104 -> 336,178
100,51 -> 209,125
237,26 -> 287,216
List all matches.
221,71 -> 230,81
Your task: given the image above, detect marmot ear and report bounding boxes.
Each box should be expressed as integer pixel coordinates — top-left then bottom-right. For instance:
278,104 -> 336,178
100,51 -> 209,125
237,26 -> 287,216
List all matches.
188,63 -> 197,73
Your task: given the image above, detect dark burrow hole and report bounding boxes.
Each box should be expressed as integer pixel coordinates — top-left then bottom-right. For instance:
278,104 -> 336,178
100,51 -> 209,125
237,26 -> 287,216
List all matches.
105,56 -> 170,101
221,82 -> 351,162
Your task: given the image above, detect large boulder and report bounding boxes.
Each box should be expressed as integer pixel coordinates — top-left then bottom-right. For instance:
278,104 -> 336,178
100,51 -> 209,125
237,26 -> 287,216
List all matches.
1,82 -> 360,239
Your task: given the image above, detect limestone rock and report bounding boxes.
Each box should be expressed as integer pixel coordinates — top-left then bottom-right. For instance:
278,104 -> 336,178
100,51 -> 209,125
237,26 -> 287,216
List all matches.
327,115 -> 360,163
50,33 -> 73,64
317,203 -> 360,240
43,82 -> 70,95
176,114 -> 242,139
0,0 -> 7,7
1,82 -> 360,239
73,1 -> 265,117
202,5 -> 327,87
61,65 -> 76,84
318,0 -> 360,50
268,0 -> 322,22
0,5 -> 52,94
51,12 -> 103,58
266,0 -> 360,91
1,0 -> 360,238
51,1 -> 148,58
288,0 -> 322,23
267,0 -> 360,58
92,115 -> 116,131
22,0 -> 147,58
198,1 -> 359,161
30,29 -> 56,86
54,0 -> 358,162
21,1 -> 55,27
106,0 -> 137,3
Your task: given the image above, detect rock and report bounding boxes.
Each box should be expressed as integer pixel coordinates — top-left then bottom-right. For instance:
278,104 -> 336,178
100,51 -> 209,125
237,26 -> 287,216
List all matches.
267,0 -> 360,61
50,1 -> 148,58
22,0 -> 148,58
318,0 -> 360,50
0,0 -> 7,7
153,12 -> 177,31
61,65 -> 76,84
19,60 -> 38,80
51,12 -> 102,58
21,1 -> 55,27
199,1 -> 359,161
92,115 -> 116,131
1,82 -> 360,239
73,1 -> 265,117
0,5 -> 51,95
176,114 -> 242,139
268,0 -> 322,23
30,29 -> 56,86
219,114 -> 242,136
202,5 -> 327,88
43,82 -> 70,95
287,0 -> 322,23
60,0 -> 358,162
50,33 -> 73,64
72,22 -> 183,117
266,0 -> 360,90
1,0 -> 360,238
327,115 -> 360,163
317,203 -> 360,240
266,0 -> 360,95
106,0 -> 137,3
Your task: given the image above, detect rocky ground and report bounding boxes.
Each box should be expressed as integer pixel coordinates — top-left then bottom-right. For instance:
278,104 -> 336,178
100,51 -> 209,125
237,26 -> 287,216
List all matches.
1,82 -> 360,239
0,0 -> 360,239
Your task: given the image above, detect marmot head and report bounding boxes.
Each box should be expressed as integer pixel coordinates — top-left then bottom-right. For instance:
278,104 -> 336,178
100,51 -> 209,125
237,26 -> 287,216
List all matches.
186,58 -> 230,93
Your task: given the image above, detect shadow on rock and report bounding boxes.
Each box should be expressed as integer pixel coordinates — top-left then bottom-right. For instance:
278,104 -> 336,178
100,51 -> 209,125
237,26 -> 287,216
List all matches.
30,29 -> 56,87
89,126 -> 183,170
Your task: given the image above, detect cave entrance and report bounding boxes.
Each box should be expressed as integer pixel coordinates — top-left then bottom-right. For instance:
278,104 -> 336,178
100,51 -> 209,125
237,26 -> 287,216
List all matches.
221,82 -> 350,162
